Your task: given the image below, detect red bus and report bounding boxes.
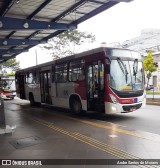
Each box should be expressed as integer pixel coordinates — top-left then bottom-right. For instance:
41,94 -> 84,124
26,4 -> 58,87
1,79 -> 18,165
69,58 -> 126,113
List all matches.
15,47 -> 146,114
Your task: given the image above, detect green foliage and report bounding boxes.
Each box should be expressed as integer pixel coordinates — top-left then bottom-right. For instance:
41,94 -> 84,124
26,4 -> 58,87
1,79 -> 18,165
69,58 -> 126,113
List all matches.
1,58 -> 20,71
146,90 -> 160,95
5,72 -> 16,76
40,30 -> 95,59
143,50 -> 157,87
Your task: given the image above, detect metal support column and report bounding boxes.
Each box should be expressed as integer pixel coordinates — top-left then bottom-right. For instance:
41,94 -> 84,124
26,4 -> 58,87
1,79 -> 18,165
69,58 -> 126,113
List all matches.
0,98 -> 5,128
0,96 -> 13,134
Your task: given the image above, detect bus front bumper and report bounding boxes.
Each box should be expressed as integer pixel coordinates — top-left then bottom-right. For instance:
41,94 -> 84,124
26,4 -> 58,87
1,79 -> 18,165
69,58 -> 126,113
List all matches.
105,99 -> 146,114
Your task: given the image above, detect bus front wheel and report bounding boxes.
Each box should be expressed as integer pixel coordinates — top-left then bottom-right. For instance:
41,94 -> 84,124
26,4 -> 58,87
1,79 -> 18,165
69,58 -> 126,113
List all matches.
71,98 -> 82,114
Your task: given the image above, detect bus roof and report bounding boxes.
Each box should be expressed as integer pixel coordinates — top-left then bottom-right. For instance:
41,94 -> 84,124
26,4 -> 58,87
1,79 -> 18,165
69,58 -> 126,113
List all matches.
16,47 -> 140,72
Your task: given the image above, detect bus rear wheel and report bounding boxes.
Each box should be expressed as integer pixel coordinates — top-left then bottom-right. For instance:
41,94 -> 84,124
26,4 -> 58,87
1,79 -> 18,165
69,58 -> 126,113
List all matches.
71,98 -> 82,114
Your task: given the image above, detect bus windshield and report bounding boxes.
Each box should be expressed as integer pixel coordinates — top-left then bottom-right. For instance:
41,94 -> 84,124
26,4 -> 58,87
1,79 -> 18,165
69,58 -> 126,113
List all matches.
109,59 -> 144,91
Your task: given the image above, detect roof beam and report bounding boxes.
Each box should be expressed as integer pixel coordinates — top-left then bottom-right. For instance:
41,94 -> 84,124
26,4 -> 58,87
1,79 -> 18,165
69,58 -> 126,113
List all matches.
0,0 -> 15,16
0,38 -> 45,46
0,17 -> 77,30
110,0 -> 133,2
0,49 -> 28,55
87,0 -> 106,5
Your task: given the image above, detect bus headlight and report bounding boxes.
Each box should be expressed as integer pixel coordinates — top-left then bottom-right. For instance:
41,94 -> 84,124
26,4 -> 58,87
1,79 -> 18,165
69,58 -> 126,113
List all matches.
109,94 -> 118,104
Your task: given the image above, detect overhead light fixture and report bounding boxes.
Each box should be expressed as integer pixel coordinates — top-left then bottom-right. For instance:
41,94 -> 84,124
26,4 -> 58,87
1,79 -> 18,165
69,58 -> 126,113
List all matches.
3,40 -> 7,45
23,22 -> 29,29
16,0 -> 20,4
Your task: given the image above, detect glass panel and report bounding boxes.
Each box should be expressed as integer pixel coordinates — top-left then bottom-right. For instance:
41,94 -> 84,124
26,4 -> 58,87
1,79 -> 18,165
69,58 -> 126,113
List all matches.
88,66 -> 94,98
27,73 -> 33,84
129,61 -> 143,90
55,63 -> 67,82
109,60 -> 131,91
44,73 -> 48,92
109,60 -> 144,91
48,72 -> 51,87
98,60 -> 104,91
69,59 -> 85,81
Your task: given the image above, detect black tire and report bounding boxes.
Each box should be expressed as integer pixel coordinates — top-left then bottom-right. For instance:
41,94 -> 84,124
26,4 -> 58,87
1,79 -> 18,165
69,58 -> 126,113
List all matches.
29,94 -> 35,106
71,98 -> 82,114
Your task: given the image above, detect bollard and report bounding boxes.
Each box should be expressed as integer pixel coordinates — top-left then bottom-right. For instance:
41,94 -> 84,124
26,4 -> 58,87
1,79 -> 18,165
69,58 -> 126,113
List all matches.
0,96 -> 6,129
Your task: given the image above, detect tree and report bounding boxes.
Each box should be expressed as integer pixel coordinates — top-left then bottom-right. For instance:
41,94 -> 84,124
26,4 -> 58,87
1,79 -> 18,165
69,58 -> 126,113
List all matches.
40,30 -> 95,59
1,58 -> 20,75
143,50 -> 157,88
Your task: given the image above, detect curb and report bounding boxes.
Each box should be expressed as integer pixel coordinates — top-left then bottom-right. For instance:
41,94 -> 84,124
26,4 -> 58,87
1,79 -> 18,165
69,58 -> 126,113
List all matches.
146,102 -> 160,106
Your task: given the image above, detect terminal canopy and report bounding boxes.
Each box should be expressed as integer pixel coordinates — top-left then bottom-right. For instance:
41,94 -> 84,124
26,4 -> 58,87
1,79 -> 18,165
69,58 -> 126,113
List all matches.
0,0 -> 133,62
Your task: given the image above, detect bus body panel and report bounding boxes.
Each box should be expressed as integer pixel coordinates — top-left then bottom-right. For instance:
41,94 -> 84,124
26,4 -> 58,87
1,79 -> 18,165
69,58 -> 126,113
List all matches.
52,97 -> 69,108
25,84 -> 41,102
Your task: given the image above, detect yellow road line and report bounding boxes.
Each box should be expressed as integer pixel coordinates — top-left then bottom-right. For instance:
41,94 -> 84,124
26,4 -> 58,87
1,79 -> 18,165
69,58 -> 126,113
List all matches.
74,119 -> 160,142
50,113 -> 160,143
32,118 -> 158,168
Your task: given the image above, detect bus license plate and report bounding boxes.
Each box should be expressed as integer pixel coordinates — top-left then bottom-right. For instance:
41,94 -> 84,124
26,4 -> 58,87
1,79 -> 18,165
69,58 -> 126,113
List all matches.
130,107 -> 136,112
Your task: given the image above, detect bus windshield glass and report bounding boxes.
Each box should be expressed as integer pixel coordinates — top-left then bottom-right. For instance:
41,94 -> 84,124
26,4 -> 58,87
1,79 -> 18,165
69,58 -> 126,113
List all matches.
109,60 -> 144,91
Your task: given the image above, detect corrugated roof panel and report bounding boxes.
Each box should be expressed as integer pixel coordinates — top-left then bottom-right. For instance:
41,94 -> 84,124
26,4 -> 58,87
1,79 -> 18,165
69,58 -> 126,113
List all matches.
77,2 -> 102,14
35,0 -> 77,21
14,45 -> 30,49
41,30 -> 57,34
29,30 -> 57,40
32,33 -> 51,39
0,46 -> 10,49
60,13 -> 83,23
5,0 -> 45,19
12,31 -> 36,38
0,31 -> 13,37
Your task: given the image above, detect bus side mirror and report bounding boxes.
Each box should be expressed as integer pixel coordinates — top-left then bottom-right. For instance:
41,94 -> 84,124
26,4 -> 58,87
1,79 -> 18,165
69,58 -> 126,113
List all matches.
106,63 -> 110,74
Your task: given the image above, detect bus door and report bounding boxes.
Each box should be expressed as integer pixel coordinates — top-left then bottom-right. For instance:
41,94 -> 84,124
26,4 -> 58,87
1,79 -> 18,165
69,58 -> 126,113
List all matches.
87,60 -> 104,112
40,71 -> 52,104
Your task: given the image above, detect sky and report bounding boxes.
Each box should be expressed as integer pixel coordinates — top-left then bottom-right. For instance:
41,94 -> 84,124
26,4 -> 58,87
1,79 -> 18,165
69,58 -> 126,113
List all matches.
16,0 -> 160,68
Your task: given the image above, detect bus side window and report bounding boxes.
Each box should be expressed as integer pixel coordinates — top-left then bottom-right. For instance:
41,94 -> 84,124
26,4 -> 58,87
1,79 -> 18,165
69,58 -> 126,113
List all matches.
26,72 -> 39,84
32,72 -> 36,84
25,73 -> 28,84
69,59 -> 85,81
48,72 -> 51,87
32,71 -> 39,84
98,60 -> 104,90
52,66 -> 55,82
55,63 -> 67,82
27,73 -> 33,84
36,72 -> 40,84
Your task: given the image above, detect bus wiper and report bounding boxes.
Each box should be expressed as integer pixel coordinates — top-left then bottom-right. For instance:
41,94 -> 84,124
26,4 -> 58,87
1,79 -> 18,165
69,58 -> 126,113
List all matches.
117,58 -> 128,83
133,59 -> 138,82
